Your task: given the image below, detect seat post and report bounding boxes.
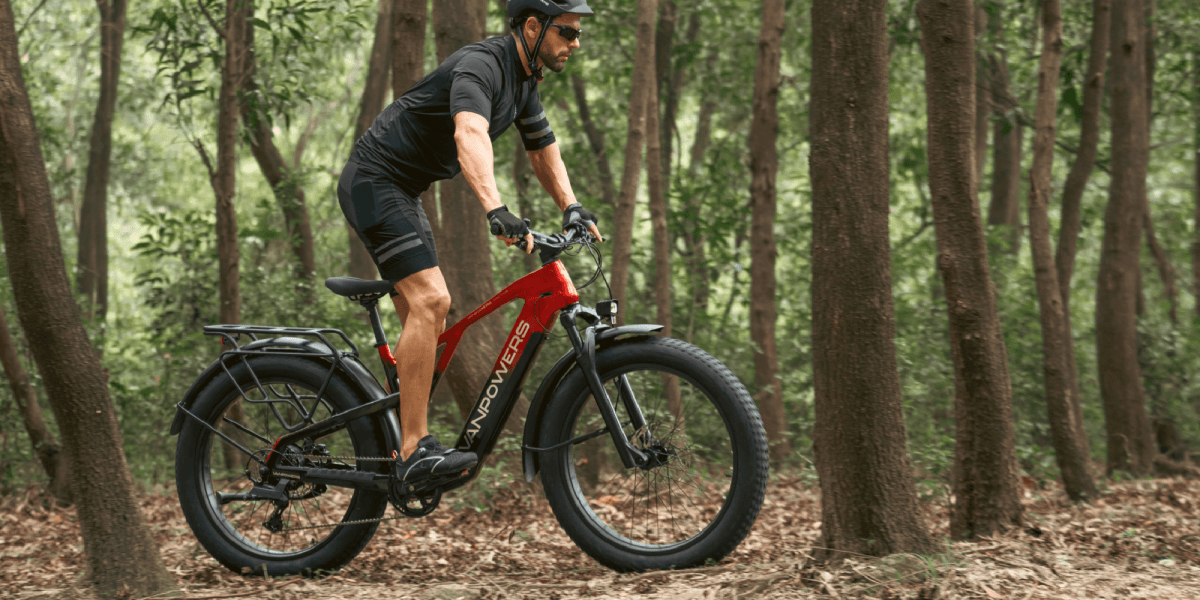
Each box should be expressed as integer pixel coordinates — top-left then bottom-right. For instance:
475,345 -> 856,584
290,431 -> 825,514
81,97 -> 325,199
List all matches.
361,299 -> 389,350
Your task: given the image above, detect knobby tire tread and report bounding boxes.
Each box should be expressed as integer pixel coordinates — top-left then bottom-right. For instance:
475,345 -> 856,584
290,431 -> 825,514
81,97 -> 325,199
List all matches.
175,355 -> 388,576
539,337 -> 769,572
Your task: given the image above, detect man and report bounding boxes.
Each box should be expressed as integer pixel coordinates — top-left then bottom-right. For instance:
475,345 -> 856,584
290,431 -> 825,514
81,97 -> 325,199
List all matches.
337,0 -> 602,484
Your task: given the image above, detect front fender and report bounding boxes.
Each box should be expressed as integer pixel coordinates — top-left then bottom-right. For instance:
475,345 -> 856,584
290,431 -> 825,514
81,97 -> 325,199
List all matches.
168,337 -> 401,458
521,324 -> 664,481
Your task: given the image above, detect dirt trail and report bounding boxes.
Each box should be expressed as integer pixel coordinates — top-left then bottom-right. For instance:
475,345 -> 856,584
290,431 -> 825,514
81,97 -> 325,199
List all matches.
2,478 -> 1198,599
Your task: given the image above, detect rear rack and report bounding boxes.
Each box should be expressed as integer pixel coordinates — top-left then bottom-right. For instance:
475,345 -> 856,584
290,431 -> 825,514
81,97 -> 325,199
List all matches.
190,325 -> 363,437
202,324 -> 360,357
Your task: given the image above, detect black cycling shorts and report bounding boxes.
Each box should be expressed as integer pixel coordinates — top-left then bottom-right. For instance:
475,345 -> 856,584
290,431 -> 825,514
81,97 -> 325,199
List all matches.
338,155 -> 438,283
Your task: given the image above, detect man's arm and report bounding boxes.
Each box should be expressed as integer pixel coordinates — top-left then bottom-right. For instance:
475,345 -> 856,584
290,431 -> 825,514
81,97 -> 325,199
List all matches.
529,142 -> 604,241
453,111 -> 534,251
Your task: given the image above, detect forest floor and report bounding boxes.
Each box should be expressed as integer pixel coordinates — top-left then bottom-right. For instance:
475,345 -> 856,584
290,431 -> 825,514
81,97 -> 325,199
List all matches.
1,475 -> 1199,599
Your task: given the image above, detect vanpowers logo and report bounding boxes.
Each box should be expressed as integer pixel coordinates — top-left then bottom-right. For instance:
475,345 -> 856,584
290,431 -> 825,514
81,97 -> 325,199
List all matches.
465,320 -> 531,445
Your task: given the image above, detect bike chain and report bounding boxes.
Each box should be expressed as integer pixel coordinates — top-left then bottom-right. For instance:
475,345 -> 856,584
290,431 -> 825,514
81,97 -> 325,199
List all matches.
272,454 -> 401,533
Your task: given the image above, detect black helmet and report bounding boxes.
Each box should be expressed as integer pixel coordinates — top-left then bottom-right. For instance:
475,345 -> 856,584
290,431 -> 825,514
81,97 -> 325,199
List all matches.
508,0 -> 592,81
506,0 -> 594,21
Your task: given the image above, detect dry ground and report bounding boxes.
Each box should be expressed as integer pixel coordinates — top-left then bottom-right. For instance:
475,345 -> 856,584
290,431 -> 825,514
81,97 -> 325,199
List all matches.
2,475 -> 1199,599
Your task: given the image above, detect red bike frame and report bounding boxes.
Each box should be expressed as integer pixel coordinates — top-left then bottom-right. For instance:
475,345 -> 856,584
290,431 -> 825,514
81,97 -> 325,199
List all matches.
377,259 -> 581,463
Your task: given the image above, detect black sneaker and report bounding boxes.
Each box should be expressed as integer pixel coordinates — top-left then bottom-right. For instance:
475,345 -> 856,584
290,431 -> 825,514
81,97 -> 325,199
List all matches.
394,436 -> 477,483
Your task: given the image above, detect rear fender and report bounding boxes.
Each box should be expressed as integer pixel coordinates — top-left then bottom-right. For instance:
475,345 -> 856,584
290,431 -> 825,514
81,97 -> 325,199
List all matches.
168,337 -> 401,457
521,324 -> 664,481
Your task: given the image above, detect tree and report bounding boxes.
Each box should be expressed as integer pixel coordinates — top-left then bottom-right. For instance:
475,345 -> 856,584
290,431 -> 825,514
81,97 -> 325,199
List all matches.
1055,0 -> 1109,461
917,0 -> 1023,539
202,0 -> 249,328
610,0 -> 657,324
748,0 -> 790,465
0,2 -> 172,594
0,305 -> 69,502
76,0 -> 126,322
810,0 -> 935,559
645,37 -> 681,433
348,0 -> 394,281
973,2 -> 988,192
571,75 -> 617,211
985,3 -> 1022,256
1193,51 -> 1200,318
392,0 -> 426,99
1026,0 -> 1096,502
430,0 -> 529,432
1097,0 -> 1156,477
241,2 -> 316,281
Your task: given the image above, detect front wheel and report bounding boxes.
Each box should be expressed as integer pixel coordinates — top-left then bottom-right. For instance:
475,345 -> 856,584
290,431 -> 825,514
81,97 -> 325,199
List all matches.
539,337 -> 769,571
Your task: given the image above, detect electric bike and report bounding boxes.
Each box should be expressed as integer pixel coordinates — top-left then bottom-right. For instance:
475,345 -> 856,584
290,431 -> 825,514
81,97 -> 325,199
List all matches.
170,224 -> 769,574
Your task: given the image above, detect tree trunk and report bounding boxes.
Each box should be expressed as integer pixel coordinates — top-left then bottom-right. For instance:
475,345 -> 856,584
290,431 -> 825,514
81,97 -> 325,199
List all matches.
431,0 -> 529,434
348,0 -> 394,281
209,0 -> 247,328
811,0 -> 935,560
1026,0 -> 1097,502
1143,207 -> 1177,322
76,0 -> 125,322
0,305 -> 70,501
241,4 -> 315,281
513,136 -> 538,273
973,2 -> 988,193
683,97 -> 717,323
392,0 -> 426,98
1193,51 -> 1200,318
1057,0 -> 1110,308
1098,0 -> 1155,477
986,11 -> 1022,256
610,0 -> 658,325
570,75 -> 617,210
392,0 -> 435,236
0,3 -> 172,594
917,0 -> 1023,539
644,54 -> 682,431
749,0 -> 790,466
1054,0 -> 1109,461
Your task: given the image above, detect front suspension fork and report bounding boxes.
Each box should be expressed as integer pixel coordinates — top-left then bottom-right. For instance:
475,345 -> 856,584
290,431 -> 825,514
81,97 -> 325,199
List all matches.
560,306 -> 648,469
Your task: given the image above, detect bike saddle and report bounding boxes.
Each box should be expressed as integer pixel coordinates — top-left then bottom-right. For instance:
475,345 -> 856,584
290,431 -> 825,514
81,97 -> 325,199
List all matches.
324,277 -> 394,299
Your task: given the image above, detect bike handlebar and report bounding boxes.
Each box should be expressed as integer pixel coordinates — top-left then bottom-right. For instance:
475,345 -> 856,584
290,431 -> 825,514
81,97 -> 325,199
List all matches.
507,222 -> 597,264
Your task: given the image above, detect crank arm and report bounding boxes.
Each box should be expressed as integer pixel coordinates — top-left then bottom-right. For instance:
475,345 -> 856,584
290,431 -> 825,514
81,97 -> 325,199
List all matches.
560,308 -> 647,469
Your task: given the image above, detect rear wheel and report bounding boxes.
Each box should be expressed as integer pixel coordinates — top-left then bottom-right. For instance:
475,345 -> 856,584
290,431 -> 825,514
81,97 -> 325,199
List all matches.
539,337 -> 769,571
175,355 -> 389,576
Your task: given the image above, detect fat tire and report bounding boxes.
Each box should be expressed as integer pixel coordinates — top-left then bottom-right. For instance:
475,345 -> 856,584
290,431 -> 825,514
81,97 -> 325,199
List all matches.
539,337 -> 769,571
176,355 -> 389,576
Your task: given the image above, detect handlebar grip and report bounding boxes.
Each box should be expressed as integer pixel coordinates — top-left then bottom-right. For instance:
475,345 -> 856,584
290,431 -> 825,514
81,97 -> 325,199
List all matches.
490,221 -> 503,236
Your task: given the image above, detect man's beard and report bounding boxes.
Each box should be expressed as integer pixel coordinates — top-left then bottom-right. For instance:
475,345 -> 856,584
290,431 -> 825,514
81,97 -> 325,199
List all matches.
539,46 -> 569,73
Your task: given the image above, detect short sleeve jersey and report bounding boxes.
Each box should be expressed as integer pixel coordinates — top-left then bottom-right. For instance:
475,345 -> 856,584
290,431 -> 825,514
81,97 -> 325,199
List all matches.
352,35 -> 555,197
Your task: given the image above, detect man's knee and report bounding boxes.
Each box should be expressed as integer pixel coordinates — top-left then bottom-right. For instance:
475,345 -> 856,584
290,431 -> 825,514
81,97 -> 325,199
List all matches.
408,288 -> 451,321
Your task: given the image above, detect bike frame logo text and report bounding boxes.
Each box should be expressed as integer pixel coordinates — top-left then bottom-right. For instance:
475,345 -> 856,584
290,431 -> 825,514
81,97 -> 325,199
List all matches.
465,320 -> 531,444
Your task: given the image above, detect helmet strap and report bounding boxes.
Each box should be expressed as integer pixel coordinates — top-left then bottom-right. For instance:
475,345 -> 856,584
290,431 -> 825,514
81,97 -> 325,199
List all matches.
516,16 -> 551,81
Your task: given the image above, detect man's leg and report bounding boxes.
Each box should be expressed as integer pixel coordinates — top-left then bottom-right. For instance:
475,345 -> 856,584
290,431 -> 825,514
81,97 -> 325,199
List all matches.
391,266 -> 451,460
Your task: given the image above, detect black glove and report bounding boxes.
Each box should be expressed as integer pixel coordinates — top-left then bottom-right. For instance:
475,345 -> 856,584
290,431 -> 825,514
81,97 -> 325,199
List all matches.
487,205 -> 530,238
562,202 -> 597,231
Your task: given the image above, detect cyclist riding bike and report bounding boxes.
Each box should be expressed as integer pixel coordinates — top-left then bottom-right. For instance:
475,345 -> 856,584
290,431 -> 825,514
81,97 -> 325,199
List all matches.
337,0 -> 602,484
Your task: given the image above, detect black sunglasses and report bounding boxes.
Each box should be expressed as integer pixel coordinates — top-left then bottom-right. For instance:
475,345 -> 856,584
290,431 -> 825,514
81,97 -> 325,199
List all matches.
546,23 -> 582,42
